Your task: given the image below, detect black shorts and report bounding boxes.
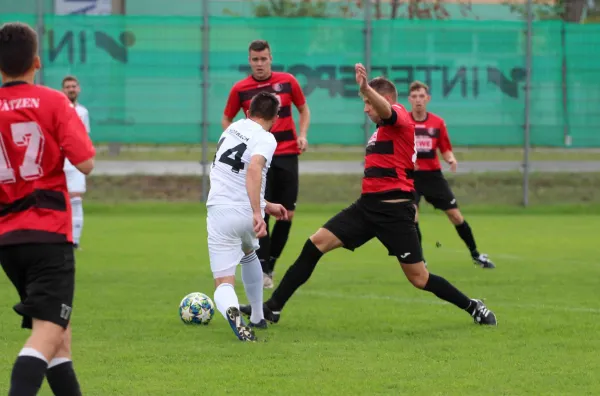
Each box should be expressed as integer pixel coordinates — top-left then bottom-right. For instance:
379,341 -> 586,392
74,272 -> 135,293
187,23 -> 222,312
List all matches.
323,196 -> 423,264
413,170 -> 458,211
265,155 -> 299,211
0,243 -> 75,329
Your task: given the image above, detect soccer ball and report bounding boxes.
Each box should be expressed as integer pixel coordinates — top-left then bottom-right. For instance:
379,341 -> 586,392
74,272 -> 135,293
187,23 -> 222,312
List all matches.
179,292 -> 215,325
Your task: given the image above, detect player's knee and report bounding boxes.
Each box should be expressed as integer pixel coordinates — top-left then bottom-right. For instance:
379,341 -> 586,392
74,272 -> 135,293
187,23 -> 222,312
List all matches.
446,209 -> 463,225
213,265 -> 236,288
70,192 -> 83,199
55,326 -> 73,358
406,271 -> 429,289
401,263 -> 429,289
286,210 -> 295,221
29,320 -> 67,359
309,228 -> 342,253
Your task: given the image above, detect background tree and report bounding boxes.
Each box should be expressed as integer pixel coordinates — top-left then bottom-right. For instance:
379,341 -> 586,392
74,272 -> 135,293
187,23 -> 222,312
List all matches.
505,0 -> 590,22
250,0 -> 476,20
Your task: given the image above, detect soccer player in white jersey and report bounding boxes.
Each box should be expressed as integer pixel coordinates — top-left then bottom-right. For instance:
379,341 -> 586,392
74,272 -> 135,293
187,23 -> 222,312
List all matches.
206,92 -> 288,341
62,75 -> 90,249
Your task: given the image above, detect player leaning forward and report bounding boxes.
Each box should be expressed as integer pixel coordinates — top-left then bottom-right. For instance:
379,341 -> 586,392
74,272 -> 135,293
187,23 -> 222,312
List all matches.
241,64 -> 497,327
206,92 -> 289,341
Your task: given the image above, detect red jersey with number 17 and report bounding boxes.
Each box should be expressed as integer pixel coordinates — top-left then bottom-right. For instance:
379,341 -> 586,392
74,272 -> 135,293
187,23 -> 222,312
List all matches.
224,72 -> 306,156
362,104 -> 416,198
412,112 -> 452,171
0,82 -> 95,246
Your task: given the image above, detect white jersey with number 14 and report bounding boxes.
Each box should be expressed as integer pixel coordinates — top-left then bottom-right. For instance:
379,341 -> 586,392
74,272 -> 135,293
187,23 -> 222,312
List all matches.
207,118 -> 277,209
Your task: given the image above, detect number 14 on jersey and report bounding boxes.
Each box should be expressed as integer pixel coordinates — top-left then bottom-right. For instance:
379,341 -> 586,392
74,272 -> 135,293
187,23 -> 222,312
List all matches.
213,136 -> 248,174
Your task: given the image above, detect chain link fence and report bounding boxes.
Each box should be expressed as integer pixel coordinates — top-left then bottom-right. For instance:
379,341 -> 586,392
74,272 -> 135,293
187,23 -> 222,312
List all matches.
2,0 -> 599,206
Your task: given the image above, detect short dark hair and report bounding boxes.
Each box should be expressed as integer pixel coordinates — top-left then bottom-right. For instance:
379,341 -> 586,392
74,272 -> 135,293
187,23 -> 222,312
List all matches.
248,40 -> 270,53
62,75 -> 79,86
248,92 -> 280,120
409,80 -> 429,94
0,22 -> 38,78
368,77 -> 398,101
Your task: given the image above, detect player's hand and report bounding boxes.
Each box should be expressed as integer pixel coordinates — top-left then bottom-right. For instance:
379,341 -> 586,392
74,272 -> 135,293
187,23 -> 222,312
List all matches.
355,63 -> 368,91
448,159 -> 458,172
253,212 -> 267,238
297,136 -> 308,153
265,202 -> 289,221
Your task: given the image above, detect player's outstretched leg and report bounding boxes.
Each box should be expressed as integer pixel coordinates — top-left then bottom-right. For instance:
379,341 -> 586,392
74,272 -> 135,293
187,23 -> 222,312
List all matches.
241,229 -> 341,323
46,325 -> 82,396
214,277 -> 256,341
446,209 -> 495,269
240,252 -> 267,329
402,262 -> 497,325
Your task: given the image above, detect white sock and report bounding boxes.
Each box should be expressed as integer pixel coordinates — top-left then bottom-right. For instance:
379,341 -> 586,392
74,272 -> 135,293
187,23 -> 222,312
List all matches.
71,197 -> 84,245
48,357 -> 71,369
18,347 -> 48,363
241,252 -> 264,323
213,283 -> 239,320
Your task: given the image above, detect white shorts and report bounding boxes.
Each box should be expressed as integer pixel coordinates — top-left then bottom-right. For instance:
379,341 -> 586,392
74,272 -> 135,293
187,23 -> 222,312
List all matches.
65,168 -> 86,193
206,205 -> 260,278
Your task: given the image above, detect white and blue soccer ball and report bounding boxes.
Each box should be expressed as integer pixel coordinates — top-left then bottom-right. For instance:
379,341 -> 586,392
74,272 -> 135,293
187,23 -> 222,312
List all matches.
179,292 -> 215,325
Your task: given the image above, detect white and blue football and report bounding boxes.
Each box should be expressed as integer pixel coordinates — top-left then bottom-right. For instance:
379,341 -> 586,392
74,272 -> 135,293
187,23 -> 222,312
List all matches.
179,292 -> 215,325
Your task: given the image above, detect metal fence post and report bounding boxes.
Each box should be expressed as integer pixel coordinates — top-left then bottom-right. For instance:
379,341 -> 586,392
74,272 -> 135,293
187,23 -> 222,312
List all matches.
363,0 -> 373,146
35,0 -> 45,86
201,0 -> 210,202
522,0 -> 533,207
561,22 -> 571,146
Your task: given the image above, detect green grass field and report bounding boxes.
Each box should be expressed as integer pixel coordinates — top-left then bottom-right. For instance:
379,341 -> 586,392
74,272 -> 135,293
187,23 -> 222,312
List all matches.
1,203 -> 598,395
86,172 -> 600,207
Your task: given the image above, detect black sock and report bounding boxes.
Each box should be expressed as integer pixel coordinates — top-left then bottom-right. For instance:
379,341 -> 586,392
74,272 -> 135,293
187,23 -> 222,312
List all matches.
268,257 -> 278,274
269,220 -> 292,272
423,273 -> 474,313
455,221 -> 479,257
47,361 -> 82,396
257,215 -> 271,273
268,239 -> 323,311
9,355 -> 48,396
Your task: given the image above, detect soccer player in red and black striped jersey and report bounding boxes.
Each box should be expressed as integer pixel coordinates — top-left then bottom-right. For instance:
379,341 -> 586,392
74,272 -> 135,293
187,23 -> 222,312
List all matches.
0,22 -> 94,396
222,40 -> 311,289
240,64 -> 497,327
408,81 -> 495,269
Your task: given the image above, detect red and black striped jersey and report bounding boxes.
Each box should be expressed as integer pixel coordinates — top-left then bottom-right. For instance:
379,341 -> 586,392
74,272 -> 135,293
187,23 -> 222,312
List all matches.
362,104 -> 416,198
0,82 -> 95,246
412,112 -> 452,171
224,72 -> 306,156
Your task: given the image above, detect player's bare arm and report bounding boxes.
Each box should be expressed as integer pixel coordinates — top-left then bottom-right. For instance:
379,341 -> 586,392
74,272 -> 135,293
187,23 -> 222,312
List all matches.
265,201 -> 289,221
355,63 -> 392,120
246,155 -> 268,237
221,115 -> 234,131
222,85 -> 242,130
441,151 -> 458,172
296,103 -> 310,152
74,158 -> 95,175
